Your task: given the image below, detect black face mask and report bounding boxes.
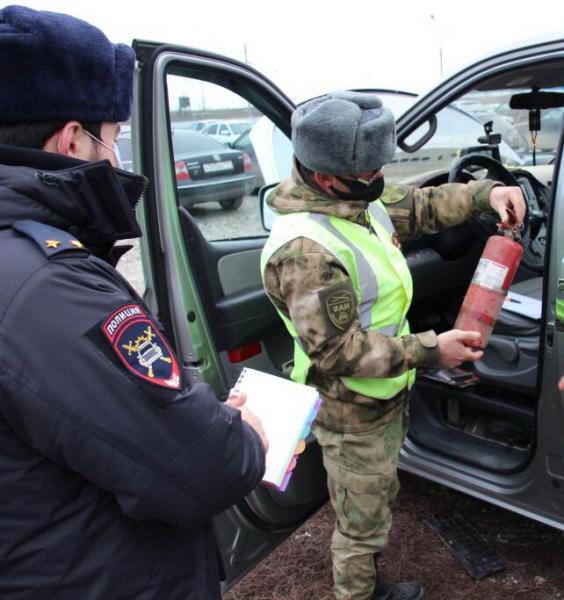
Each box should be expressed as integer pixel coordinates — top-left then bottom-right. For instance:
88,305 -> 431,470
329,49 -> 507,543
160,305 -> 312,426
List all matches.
331,175 -> 385,202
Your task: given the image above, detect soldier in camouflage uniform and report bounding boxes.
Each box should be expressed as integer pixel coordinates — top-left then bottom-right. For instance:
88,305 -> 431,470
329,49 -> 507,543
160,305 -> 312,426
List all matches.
261,91 -> 525,600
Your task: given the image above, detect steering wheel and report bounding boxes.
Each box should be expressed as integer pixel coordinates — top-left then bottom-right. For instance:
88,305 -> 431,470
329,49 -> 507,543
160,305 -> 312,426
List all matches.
447,154 -> 542,272
448,153 -> 520,187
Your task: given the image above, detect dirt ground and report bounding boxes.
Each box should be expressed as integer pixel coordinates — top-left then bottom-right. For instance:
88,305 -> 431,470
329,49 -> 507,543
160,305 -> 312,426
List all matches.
224,472 -> 564,600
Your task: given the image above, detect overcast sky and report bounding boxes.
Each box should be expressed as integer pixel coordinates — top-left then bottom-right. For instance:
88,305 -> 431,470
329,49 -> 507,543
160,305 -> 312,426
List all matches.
18,0 -> 564,101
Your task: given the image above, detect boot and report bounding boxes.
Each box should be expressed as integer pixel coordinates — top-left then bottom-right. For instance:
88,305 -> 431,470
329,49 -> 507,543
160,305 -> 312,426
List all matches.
372,553 -> 423,600
371,581 -> 423,600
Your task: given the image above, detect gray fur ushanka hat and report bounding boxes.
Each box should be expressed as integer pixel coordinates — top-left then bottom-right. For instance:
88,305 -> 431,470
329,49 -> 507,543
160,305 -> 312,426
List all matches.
291,90 -> 396,176
0,5 -> 135,124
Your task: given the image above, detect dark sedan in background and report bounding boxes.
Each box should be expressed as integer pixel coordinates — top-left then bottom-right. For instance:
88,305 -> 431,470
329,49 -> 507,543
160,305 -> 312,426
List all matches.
119,129 -> 255,210
172,129 -> 255,210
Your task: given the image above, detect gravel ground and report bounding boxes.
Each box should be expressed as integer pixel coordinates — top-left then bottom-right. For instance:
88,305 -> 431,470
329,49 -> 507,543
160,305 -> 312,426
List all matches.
224,472 -> 564,600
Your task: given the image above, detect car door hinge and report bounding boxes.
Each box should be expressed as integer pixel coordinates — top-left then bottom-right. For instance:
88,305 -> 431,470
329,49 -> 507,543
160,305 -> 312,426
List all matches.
183,364 -> 204,385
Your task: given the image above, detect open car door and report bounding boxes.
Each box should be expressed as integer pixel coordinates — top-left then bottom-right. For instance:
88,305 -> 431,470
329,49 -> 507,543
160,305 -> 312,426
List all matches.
131,41 -> 326,587
392,38 -> 564,529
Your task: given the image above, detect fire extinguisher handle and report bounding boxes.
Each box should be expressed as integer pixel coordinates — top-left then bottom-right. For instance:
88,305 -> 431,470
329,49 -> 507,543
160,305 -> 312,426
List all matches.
498,225 -> 521,242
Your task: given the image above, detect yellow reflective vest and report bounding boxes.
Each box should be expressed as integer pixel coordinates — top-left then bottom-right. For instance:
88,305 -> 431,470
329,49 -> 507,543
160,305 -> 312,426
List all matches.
261,199 -> 416,400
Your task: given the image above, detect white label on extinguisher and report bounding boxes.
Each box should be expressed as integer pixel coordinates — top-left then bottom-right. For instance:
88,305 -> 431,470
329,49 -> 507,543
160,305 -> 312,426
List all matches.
472,258 -> 508,292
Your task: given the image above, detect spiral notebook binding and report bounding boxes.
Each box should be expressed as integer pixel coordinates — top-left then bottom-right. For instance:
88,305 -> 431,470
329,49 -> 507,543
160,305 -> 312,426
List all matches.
233,367 -> 248,390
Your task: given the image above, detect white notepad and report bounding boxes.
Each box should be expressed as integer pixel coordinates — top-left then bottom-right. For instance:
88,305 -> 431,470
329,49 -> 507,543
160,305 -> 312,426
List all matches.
233,368 -> 322,491
502,291 -> 542,320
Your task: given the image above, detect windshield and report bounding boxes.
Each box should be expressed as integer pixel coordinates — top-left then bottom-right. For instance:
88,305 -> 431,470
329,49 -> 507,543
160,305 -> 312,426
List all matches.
386,106 -> 522,183
387,86 -> 564,183
453,88 -> 564,166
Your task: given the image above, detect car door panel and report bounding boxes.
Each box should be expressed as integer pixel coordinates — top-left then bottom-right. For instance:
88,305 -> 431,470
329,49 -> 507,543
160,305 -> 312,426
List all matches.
178,207 -> 284,351
217,248 -> 263,295
134,41 -> 327,586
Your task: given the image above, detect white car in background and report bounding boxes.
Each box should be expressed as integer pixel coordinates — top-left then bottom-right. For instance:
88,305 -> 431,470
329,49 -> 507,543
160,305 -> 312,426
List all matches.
201,119 -> 255,145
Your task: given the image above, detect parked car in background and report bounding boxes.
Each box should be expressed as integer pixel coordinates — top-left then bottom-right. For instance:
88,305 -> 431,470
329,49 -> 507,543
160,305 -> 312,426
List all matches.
230,128 -> 265,191
172,129 -> 255,209
118,129 -> 255,210
173,119 -> 213,132
202,119 -> 255,145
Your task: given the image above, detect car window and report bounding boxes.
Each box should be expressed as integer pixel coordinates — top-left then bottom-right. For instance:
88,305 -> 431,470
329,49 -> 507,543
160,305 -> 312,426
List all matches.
167,74 -> 291,241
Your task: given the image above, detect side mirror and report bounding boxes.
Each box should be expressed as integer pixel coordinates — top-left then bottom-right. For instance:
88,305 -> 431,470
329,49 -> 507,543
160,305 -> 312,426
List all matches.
259,183 -> 279,231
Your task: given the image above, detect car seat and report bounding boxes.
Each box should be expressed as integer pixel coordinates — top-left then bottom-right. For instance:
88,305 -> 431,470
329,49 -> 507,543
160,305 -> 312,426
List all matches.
473,277 -> 542,395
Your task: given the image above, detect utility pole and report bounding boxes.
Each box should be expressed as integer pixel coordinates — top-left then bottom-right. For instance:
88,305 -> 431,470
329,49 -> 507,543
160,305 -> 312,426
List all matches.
429,14 -> 444,79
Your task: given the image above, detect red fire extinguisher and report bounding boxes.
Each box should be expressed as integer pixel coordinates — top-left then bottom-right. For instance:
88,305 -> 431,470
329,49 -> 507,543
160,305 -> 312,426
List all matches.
454,229 -> 523,349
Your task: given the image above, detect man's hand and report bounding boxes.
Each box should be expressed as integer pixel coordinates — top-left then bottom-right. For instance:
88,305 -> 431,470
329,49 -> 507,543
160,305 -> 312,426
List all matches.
226,390 -> 269,452
489,186 -> 526,230
559,376 -> 564,392
437,330 -> 484,369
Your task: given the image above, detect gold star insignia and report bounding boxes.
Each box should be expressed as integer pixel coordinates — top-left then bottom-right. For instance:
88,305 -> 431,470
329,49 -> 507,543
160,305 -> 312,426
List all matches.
45,239 -> 61,248
70,240 -> 84,248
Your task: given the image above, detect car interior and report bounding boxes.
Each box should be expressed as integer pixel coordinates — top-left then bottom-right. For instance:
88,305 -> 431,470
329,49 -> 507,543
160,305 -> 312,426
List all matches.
392,65 -> 563,476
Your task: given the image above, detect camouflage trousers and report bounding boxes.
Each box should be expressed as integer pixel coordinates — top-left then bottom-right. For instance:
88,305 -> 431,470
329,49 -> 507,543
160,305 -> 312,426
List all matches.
312,410 -> 408,600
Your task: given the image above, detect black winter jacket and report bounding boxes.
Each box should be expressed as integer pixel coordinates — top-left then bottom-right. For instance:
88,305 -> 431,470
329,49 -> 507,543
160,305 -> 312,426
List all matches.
0,145 -> 265,599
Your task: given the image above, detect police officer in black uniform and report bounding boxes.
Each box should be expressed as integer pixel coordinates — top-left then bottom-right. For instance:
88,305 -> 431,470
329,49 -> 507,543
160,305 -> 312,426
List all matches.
0,6 -> 266,599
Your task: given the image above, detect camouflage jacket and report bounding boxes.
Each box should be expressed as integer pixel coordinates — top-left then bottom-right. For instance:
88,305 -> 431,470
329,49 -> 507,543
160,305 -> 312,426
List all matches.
263,166 -> 499,432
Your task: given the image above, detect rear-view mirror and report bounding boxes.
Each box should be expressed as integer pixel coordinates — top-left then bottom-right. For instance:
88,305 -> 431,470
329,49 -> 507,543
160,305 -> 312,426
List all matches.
510,90 -> 564,110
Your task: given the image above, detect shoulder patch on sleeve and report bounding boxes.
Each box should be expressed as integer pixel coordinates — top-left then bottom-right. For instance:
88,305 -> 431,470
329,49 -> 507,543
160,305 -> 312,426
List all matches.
380,184 -> 410,205
101,304 -> 181,389
318,281 -> 357,333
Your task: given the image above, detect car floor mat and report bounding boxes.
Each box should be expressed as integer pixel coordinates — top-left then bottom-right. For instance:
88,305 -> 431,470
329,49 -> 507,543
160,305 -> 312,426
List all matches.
426,511 -> 505,579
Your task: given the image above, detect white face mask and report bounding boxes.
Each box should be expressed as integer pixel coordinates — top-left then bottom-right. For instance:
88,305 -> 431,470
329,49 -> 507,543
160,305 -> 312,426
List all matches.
82,127 -> 123,169
112,141 -> 123,170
